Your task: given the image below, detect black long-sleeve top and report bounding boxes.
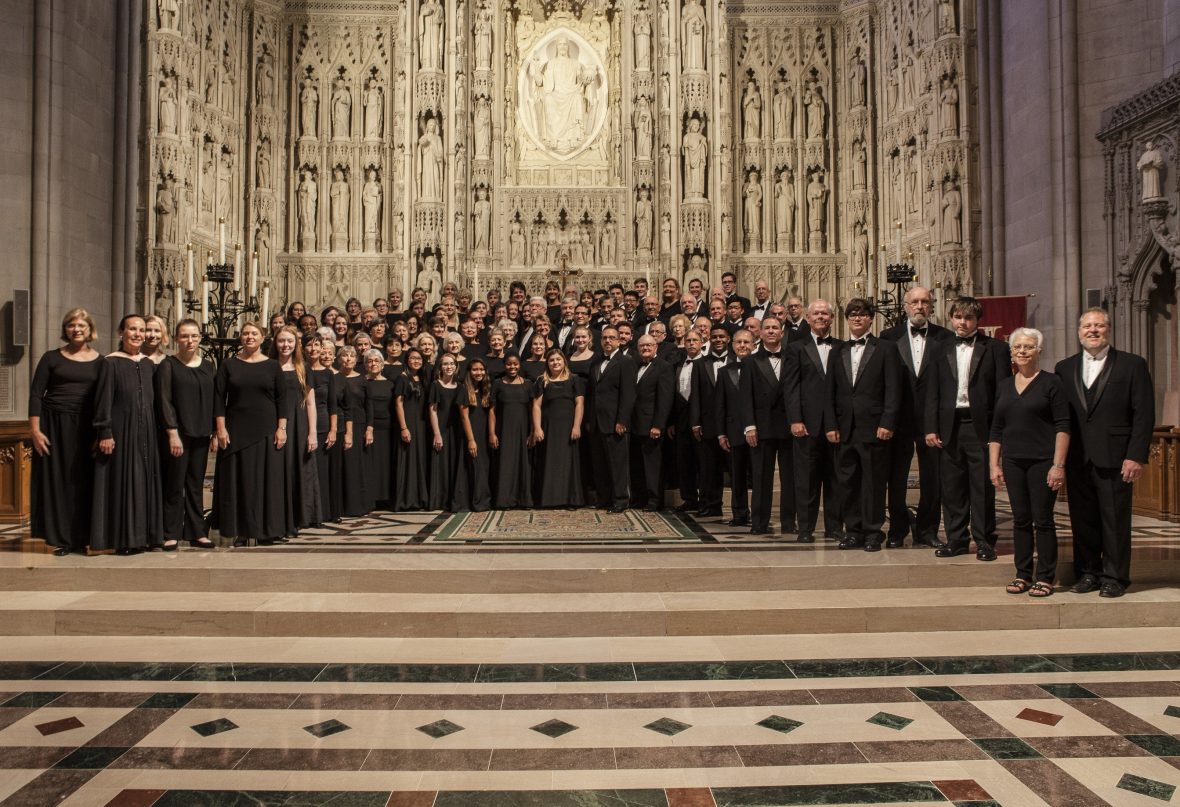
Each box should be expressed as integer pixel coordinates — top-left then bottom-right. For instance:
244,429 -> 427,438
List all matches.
310,368 -> 338,435
213,357 -> 287,453
156,355 -> 215,438
989,372 -> 1071,460
28,349 -> 102,416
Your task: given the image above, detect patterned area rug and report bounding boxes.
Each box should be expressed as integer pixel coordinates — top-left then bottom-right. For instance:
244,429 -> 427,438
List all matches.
428,509 -> 705,545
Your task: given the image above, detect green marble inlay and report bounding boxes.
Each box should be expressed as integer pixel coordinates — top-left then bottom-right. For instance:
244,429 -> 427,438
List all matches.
530,718 -> 578,738
867,711 -> 914,731
155,792 -> 391,806
633,661 -> 794,681
53,746 -> 129,769
1127,734 -> 1180,757
434,790 -> 668,807
191,718 -> 239,737
953,802 -> 1002,807
1164,704 -> 1180,719
140,692 -> 198,709
303,719 -> 350,738
476,663 -> 636,683
177,663 -> 325,683
910,686 -> 964,702
0,661 -> 64,679
757,715 -> 803,734
916,655 -> 1064,675
789,658 -> 931,679
1117,773 -> 1177,801
416,719 -> 464,739
1045,652 -> 1180,672
48,661 -> 192,681
1038,683 -> 1099,699
1,691 -> 62,708
315,663 -> 479,684
972,737 -> 1042,760
712,781 -> 947,805
644,717 -> 692,736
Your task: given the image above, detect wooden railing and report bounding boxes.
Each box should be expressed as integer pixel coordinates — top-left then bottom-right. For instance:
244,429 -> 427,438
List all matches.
1134,427 -> 1180,522
0,422 -> 31,525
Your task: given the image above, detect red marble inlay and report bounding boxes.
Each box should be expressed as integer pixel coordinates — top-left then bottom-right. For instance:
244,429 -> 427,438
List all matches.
1016,707 -> 1065,726
933,779 -> 992,801
35,716 -> 84,736
666,788 -> 718,807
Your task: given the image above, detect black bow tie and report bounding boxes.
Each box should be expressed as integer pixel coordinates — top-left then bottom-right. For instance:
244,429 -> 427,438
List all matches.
764,351 -> 782,359
851,338 -> 867,347
956,335 -> 976,346
753,304 -> 765,311
815,336 -> 833,346
910,326 -> 927,338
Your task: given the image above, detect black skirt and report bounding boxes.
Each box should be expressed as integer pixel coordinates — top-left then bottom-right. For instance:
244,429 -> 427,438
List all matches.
31,405 -> 95,549
212,436 -> 287,540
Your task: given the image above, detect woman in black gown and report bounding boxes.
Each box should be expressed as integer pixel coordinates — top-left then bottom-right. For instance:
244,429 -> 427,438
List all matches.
531,349 -> 585,508
363,349 -> 395,509
336,346 -> 369,517
521,334 -> 549,381
428,353 -> 462,511
482,330 -> 508,381
441,332 -> 469,382
457,359 -> 492,512
155,319 -> 216,550
91,315 -> 164,554
395,348 -> 430,510
213,322 -> 288,546
566,326 -> 599,499
307,338 -> 339,521
319,339 -> 346,521
271,326 -> 322,535
489,355 -> 532,508
29,308 -> 102,555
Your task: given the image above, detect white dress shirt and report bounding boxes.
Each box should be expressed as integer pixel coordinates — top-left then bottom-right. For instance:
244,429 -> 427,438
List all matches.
909,324 -> 927,373
678,358 -> 694,400
812,333 -> 832,373
750,301 -> 769,320
849,337 -> 867,383
1084,345 -> 1110,388
955,336 -> 975,408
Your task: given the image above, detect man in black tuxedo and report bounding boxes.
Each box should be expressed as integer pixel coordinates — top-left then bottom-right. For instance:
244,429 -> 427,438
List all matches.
630,336 -> 675,510
589,326 -> 637,512
671,330 -> 707,513
721,271 -> 752,315
516,296 -> 547,351
825,298 -> 901,551
925,296 -> 1011,561
879,286 -> 952,548
716,329 -> 757,527
783,296 -> 811,340
1056,308 -> 1154,597
747,280 -> 773,320
786,300 -> 842,542
690,325 -> 733,517
554,296 -> 577,349
745,317 -> 795,536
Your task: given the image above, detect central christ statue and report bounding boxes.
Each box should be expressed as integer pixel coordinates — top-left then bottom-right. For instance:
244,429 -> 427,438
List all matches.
525,37 -> 600,155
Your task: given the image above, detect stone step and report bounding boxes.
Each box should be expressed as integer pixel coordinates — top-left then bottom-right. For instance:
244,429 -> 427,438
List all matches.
2,585 -> 1177,638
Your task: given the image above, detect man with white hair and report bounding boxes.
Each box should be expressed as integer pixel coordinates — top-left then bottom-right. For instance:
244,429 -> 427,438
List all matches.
516,295 -> 547,351
748,280 -> 773,320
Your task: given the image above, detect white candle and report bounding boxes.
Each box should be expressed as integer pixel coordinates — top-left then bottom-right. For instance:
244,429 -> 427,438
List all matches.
174,283 -> 184,322
207,250 -> 213,268
249,252 -> 259,300
234,244 -> 243,290
219,219 -> 227,264
186,244 -> 194,291
894,222 -> 902,264
201,280 -> 210,325
260,284 -> 270,321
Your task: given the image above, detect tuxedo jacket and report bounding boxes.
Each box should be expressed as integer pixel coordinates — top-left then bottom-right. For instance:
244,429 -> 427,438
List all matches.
690,353 -> 734,440
715,360 -> 755,443
658,303 -> 681,324
670,355 -> 700,431
1054,348 -> 1154,468
589,351 -> 637,434
747,346 -> 790,440
785,319 -> 813,341
825,335 -> 902,443
926,333 -> 1011,444
785,335 -> 841,435
879,321 -> 953,435
747,300 -> 773,320
724,293 -> 752,316
658,342 -> 686,366
632,358 -> 675,434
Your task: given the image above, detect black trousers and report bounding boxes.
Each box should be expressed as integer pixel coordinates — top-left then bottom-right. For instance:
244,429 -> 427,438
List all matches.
630,434 -> 664,507
836,439 -> 888,542
699,439 -> 726,511
726,441 -> 751,519
793,433 -> 841,537
1003,456 -> 1058,583
674,429 -> 703,508
940,414 -> 996,548
593,430 -> 631,508
888,431 -> 942,541
751,437 -> 794,531
1067,459 -> 1134,587
162,433 -> 210,541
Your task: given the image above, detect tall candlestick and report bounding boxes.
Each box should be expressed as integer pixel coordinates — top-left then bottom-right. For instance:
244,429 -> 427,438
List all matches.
234,244 -> 243,290
186,244 -> 194,291
174,283 -> 184,322
250,252 -> 259,300
867,253 -> 876,300
219,218 -> 227,264
201,280 -> 210,325
894,222 -> 902,264
206,250 -> 213,268
261,284 -> 270,321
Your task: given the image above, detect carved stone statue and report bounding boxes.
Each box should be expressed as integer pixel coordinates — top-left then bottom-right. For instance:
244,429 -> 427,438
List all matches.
807,171 -> 828,249
474,97 -> 492,159
633,95 -> 653,160
256,143 -> 271,189
939,0 -> 956,35
298,170 -> 317,248
742,78 -> 761,141
509,220 -> 527,265
804,82 -> 826,140
941,180 -> 962,244
660,211 -> 672,253
417,118 -> 445,201
682,117 -> 707,200
158,78 -> 177,135
525,38 -> 600,154
155,177 -> 177,244
362,169 -> 382,250
330,167 -> 349,251
771,79 -> 793,141
216,151 -> 232,219
634,7 -> 652,72
850,56 -> 867,108
364,78 -> 383,139
903,50 -> 918,106
774,169 -> 795,253
907,148 -> 920,213
255,219 -> 271,276
331,77 -> 352,139
685,253 -> 708,288
635,187 -> 654,252
743,171 -> 762,249
940,78 -> 959,135
473,187 -> 491,251
157,0 -> 179,30
853,221 -> 869,276
852,140 -> 866,189
257,52 -> 274,107
419,0 -> 445,70
1139,139 -> 1166,201
417,254 -> 442,307
474,5 -> 493,72
600,218 -> 616,264
300,77 -> 318,138
455,212 -> 466,253
681,0 -> 706,71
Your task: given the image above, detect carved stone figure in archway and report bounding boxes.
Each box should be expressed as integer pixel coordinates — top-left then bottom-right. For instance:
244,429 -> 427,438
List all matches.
330,167 -> 349,251
682,117 -> 707,199
474,97 -> 492,159
742,78 -> 761,141
473,187 -> 491,251
634,7 -> 652,72
940,78 -> 959,136
474,4 -> 493,71
635,187 -> 654,252
155,176 -> 177,244
364,77 -> 383,139
300,77 -> 318,138
772,78 -> 793,140
331,77 -> 352,139
743,171 -> 762,249
1139,139 -> 1166,201
804,82 -> 826,140
807,171 -> 828,249
157,0 -> 179,31
681,0 -> 706,71
509,220 -> 527,265
419,0 -> 445,70
775,168 -> 795,253
941,179 -> 962,244
417,118 -> 445,201
298,170 -> 317,248
634,95 -> 653,160
158,77 -> 177,135
362,169 -> 381,250
417,254 -> 442,307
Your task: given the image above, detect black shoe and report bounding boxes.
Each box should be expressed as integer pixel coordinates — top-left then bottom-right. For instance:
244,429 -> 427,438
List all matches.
1071,575 -> 1101,594
885,537 -> 905,549
781,522 -> 797,534
697,507 -> 722,517
864,539 -> 883,552
727,517 -> 750,527
748,527 -> 770,536
52,546 -> 70,557
797,533 -> 815,544
674,503 -> 698,513
838,536 -> 865,550
935,543 -> 970,558
976,545 -> 997,562
162,541 -> 179,552
190,538 -> 216,549
1099,582 -> 1126,598
607,505 -> 627,514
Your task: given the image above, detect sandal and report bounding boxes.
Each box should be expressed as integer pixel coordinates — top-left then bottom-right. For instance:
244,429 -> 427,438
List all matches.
162,540 -> 179,552
1005,579 -> 1031,594
189,538 -> 216,549
1029,582 -> 1054,598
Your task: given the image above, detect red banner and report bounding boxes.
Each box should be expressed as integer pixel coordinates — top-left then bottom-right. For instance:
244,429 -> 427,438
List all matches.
977,295 -> 1027,342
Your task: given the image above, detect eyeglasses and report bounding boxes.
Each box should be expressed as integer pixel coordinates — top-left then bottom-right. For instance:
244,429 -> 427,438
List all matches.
1011,344 -> 1039,354
847,312 -> 873,319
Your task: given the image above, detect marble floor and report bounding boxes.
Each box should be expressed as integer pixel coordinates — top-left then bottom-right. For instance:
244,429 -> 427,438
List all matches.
1,498 -> 1178,806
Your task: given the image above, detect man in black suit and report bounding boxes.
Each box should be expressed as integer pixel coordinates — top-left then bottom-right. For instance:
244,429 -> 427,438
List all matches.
1056,308 -> 1154,597
745,317 -> 795,536
671,330 -> 707,513
747,280 -> 773,320
879,286 -> 952,548
716,329 -> 757,527
783,296 -> 811,340
785,299 -> 842,543
630,336 -> 675,510
589,326 -> 637,512
690,325 -> 733,517
825,298 -> 901,551
925,296 -> 1011,561
721,271 -> 752,315
554,296 -> 577,349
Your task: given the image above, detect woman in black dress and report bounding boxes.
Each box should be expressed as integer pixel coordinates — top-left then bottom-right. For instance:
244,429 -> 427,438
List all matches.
395,348 -> 430,510
363,349 -> 395,509
428,353 -> 463,511
320,339 -> 346,520
307,337 -> 339,521
270,326 -> 321,535
531,349 -> 585,508
91,315 -> 164,554
567,326 -> 599,496
441,332 -> 469,381
482,329 -> 508,380
155,319 -> 216,550
457,359 -> 492,512
142,315 -> 169,365
521,334 -> 549,381
336,346 -> 369,517
29,308 -> 103,555
489,355 -> 532,508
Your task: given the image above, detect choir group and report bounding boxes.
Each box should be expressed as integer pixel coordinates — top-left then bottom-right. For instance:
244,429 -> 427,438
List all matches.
29,273 -> 1153,597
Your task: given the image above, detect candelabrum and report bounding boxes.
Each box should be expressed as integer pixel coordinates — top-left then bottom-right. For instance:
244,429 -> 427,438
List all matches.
876,260 -> 916,328
177,232 -> 269,363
